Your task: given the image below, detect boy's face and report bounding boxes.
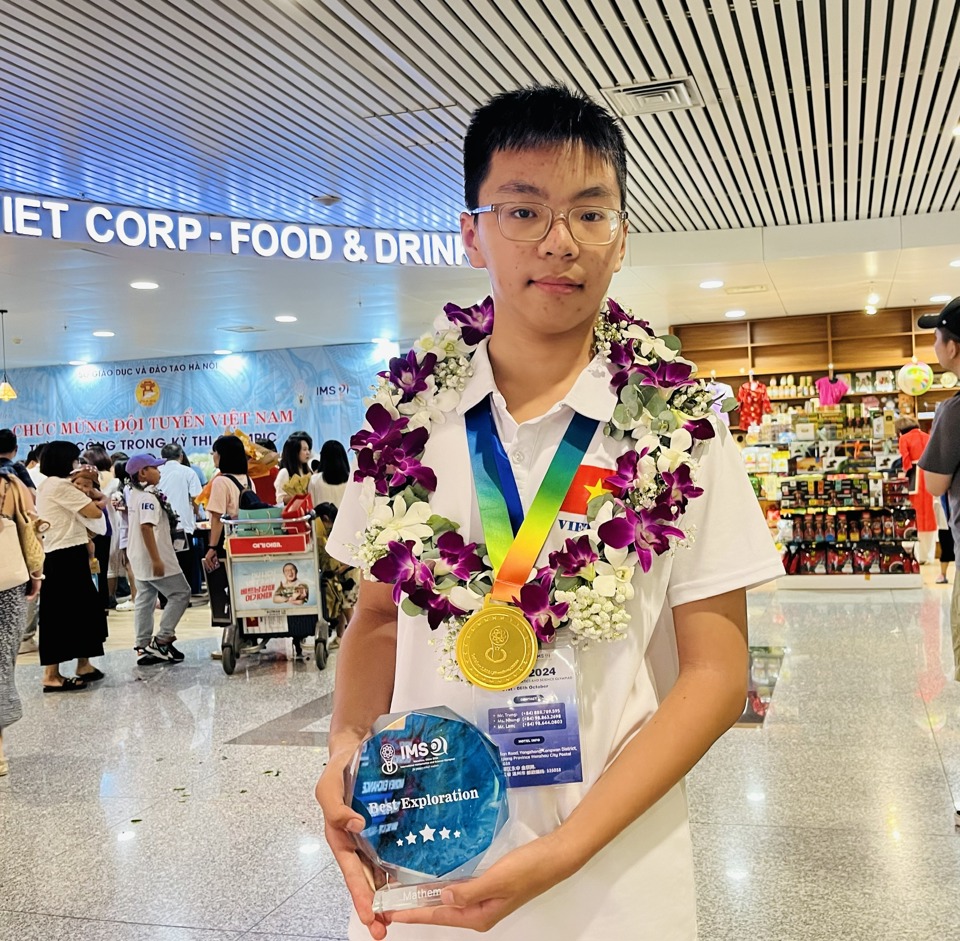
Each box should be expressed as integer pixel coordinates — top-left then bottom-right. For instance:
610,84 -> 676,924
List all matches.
139,466 -> 161,486
460,144 -> 626,338
73,476 -> 94,497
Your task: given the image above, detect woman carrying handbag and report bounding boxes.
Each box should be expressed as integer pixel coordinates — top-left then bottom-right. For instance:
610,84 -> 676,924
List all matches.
0,469 -> 44,775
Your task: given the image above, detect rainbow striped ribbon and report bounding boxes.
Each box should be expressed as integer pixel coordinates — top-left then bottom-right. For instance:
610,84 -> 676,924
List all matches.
465,397 -> 598,604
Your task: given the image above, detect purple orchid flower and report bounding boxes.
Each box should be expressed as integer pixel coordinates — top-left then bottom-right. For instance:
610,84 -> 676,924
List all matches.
515,572 -> 569,643
599,505 -> 686,573
443,296 -> 494,346
435,531 -> 484,580
604,448 -> 652,497
370,540 -> 426,605
350,403 -> 409,454
548,535 -> 598,578
658,464 -> 705,517
356,436 -> 437,494
378,349 -> 438,403
685,417 -> 716,441
632,359 -> 696,391
605,298 -> 654,335
407,581 -> 470,631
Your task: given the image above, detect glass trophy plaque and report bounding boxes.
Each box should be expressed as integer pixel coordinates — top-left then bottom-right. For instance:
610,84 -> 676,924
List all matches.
346,706 -> 509,913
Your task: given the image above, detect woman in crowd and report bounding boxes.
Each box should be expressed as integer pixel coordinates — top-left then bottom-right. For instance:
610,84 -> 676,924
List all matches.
35,441 -> 107,691
274,432 -> 313,505
307,439 -> 349,509
82,447 -> 115,611
0,470 -> 43,774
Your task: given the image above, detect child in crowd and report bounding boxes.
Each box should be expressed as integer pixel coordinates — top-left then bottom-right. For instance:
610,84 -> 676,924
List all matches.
125,453 -> 190,665
70,466 -> 103,583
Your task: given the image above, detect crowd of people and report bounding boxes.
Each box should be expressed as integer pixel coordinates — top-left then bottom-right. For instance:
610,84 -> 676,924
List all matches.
0,427 -> 354,776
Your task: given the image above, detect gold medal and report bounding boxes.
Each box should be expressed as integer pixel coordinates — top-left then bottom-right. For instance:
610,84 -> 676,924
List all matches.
456,600 -> 538,690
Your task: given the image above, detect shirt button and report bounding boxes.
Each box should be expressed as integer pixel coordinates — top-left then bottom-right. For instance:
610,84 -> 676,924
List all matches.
511,451 -> 525,465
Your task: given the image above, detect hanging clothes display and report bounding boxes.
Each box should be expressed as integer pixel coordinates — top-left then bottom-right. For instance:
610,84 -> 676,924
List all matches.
736,380 -> 772,428
707,381 -> 734,427
815,375 -> 849,406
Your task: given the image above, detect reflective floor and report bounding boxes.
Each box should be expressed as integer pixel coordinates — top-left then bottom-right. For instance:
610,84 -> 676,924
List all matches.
2,571 -> 959,940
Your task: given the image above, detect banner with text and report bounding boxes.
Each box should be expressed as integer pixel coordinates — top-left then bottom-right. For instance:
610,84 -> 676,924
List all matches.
0,344 -> 386,457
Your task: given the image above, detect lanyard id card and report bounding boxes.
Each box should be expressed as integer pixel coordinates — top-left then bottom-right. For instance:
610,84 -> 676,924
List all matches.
472,644 -> 583,789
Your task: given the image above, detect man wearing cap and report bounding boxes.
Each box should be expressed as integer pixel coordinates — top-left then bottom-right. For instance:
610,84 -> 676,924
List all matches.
918,298 -> 960,679
125,453 -> 189,665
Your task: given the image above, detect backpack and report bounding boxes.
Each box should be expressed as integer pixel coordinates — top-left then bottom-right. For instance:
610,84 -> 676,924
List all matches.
223,474 -> 272,511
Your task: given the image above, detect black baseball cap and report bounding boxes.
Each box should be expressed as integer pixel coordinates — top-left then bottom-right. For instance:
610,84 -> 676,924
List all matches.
918,296 -> 960,333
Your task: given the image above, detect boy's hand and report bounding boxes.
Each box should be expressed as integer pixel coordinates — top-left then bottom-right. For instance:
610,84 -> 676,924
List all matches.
152,560 -> 165,578
390,831 -> 576,932
316,750 -> 391,939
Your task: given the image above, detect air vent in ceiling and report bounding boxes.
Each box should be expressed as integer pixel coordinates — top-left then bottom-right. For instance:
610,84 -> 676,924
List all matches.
601,78 -> 704,117
725,284 -> 769,295
222,325 -> 266,334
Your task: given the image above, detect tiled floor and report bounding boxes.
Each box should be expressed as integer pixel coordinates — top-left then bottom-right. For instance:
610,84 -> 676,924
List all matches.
2,570 -> 960,940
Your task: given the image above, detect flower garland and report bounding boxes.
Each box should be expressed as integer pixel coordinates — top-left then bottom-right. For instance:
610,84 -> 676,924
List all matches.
348,297 -> 730,680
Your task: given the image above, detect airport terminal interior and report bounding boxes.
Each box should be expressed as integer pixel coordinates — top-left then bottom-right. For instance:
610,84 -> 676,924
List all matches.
3,2 -> 960,940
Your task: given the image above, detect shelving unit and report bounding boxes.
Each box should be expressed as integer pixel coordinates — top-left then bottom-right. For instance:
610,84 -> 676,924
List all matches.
673,305 -> 956,424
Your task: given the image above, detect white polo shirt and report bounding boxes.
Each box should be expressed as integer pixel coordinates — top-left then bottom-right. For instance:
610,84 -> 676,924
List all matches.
126,486 -> 181,581
328,339 -> 783,941
157,459 -> 201,534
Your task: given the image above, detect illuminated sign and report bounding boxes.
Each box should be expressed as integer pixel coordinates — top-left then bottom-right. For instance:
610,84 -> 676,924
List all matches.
0,191 -> 468,267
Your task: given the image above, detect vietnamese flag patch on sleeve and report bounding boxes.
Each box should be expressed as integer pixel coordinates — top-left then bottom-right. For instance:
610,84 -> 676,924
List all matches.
560,465 -> 617,515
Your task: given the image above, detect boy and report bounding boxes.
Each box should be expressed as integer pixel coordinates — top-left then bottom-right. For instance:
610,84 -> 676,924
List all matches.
125,453 -> 189,665
316,85 -> 782,940
918,297 -> 960,678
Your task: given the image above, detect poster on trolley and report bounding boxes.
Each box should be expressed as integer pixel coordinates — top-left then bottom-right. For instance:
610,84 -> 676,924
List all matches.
230,557 -> 320,615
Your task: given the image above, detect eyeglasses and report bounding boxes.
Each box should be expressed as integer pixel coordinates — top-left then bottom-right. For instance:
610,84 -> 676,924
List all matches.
472,202 -> 628,245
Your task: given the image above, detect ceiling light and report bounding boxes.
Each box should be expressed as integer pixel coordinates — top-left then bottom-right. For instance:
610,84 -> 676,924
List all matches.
130,280 -> 159,290
950,260 -> 960,268
699,279 -> 724,290
274,315 -> 298,323
0,309 -> 17,401
865,305 -> 877,315
953,125 -> 960,137
867,293 -> 880,305
724,309 -> 746,319
930,294 -> 952,304
213,349 -> 232,355
93,330 -> 115,337
68,359 -> 88,366
312,194 -> 341,207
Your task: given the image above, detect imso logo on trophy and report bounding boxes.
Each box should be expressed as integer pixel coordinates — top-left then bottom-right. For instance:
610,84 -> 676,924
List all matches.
486,626 -> 509,664
380,742 -> 398,775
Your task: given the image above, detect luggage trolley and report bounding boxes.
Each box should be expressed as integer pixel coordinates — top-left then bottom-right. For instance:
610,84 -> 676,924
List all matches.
219,510 -> 329,674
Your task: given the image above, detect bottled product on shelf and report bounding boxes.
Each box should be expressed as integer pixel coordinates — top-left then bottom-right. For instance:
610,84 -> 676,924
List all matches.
776,474 -> 919,576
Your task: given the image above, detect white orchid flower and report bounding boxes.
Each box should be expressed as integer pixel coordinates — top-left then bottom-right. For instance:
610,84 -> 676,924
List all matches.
629,332 -> 678,362
371,495 -> 435,552
593,546 -> 637,600
369,385 -> 402,415
657,447 -> 688,474
669,427 -> 693,453
447,584 -> 485,613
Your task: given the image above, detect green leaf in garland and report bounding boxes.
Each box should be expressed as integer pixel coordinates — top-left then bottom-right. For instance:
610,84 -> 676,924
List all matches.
401,598 -> 423,618
659,334 -> 682,352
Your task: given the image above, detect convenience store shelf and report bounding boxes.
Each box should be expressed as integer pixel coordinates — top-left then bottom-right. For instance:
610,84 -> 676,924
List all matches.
777,573 -> 922,590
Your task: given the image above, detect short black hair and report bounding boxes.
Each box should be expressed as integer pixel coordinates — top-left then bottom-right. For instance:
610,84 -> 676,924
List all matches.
161,443 -> 183,460
109,450 -> 128,463
40,440 -> 81,478
26,444 -> 45,464
82,446 -> 112,471
0,428 -> 16,453
212,435 -> 248,475
319,440 -> 350,485
291,430 -> 314,449
463,84 -> 627,211
113,459 -> 130,484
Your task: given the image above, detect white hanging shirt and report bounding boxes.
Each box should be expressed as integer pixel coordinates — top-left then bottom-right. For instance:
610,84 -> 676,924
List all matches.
328,340 -> 783,941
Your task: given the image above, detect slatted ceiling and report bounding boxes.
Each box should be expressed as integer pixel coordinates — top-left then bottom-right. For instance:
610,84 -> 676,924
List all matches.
4,2 -> 960,235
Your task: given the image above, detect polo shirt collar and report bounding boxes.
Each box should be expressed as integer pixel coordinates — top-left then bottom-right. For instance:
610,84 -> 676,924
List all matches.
456,338 -> 617,422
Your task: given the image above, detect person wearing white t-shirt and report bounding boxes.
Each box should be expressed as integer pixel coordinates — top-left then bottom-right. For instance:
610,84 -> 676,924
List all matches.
158,444 -> 203,593
316,86 -> 783,941
35,441 -> 107,691
125,454 -> 189,666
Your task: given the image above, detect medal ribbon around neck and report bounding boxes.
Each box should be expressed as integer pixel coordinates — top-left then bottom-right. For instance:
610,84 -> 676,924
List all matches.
465,396 -> 599,604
